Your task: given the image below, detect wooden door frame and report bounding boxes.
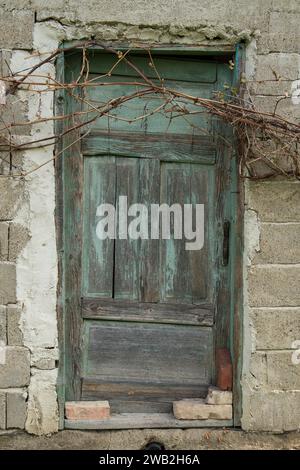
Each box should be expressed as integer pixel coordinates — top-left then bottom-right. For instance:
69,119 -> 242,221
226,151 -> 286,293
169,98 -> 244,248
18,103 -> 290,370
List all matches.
55,42 -> 245,429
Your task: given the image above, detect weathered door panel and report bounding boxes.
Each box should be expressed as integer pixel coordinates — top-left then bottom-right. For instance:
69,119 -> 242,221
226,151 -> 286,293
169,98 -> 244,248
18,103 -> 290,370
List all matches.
63,51 -> 234,413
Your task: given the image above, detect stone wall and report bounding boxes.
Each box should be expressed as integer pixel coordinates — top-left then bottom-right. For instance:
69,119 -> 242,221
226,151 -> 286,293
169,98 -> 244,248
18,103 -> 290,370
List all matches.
0,0 -> 300,434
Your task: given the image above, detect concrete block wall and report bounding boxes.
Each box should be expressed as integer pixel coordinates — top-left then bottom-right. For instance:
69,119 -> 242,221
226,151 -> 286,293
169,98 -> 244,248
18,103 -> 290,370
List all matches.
0,0 -> 300,434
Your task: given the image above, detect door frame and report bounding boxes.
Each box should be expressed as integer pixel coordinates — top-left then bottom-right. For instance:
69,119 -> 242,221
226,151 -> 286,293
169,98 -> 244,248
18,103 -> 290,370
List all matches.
55,42 -> 245,429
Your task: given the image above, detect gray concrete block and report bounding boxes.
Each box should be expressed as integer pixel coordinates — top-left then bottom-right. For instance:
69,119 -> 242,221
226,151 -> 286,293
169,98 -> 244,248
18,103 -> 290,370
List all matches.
0,347 -> 30,387
0,10 -> 34,50
8,223 -> 31,262
248,265 -> 300,307
247,181 -> 300,222
0,263 -> 16,305
0,306 -> 6,344
252,308 -> 300,350
0,391 -> 5,430
7,305 -> 23,346
0,222 -> 8,261
242,390 -> 300,432
253,223 -> 300,264
6,390 -> 27,429
0,178 -> 24,220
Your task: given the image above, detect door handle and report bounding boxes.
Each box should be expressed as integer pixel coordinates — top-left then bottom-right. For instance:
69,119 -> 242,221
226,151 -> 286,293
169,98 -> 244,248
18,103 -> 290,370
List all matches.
223,220 -> 230,266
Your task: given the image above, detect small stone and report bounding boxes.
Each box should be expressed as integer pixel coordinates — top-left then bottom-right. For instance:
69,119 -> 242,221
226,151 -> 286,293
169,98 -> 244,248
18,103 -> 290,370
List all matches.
65,401 -> 110,421
206,386 -> 233,405
173,399 -> 232,420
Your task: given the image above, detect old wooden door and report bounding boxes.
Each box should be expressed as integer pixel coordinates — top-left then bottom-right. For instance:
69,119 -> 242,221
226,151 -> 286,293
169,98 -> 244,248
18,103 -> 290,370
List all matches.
62,50 -> 235,416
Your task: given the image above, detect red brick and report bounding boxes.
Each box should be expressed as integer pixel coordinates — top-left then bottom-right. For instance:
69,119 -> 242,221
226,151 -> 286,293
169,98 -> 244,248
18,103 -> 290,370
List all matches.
216,348 -> 232,391
65,401 -> 110,420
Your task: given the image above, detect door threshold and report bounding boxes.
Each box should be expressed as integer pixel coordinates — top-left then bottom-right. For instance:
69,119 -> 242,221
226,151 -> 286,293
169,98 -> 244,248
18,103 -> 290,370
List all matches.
65,413 -> 233,430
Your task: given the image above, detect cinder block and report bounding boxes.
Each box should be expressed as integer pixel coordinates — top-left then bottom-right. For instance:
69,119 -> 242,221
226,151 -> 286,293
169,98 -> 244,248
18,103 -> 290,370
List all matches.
65,401 -> 110,421
253,223 -> 300,264
248,266 -> 300,307
216,348 -> 232,391
243,390 -> 300,432
266,351 -> 300,390
247,181 -> 300,222
0,263 -> 16,305
0,346 -> 30,387
173,399 -> 232,420
6,390 -> 27,429
0,306 -> 6,344
0,10 -> 33,49
206,386 -> 233,405
252,308 -> 300,350
0,178 -> 24,220
8,223 -> 31,262
0,391 -> 5,430
0,223 -> 9,260
7,305 -> 23,346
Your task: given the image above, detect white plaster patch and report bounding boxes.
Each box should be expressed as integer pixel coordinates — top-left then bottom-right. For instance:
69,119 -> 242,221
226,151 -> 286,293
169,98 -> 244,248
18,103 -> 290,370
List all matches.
244,209 -> 261,266
291,79 -> 300,105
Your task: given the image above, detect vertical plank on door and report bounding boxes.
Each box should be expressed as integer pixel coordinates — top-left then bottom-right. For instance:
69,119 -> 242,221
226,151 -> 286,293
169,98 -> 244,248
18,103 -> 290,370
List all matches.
82,156 -> 116,297
114,157 -> 139,300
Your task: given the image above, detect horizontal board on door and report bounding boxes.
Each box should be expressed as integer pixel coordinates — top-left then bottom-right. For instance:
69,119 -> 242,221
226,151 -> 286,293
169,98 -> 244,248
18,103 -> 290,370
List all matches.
82,297 -> 214,326
81,379 -> 208,413
82,320 -> 213,413
82,132 -> 216,163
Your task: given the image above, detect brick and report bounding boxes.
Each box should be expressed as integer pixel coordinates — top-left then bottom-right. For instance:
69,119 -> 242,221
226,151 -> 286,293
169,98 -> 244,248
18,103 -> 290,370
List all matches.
0,391 -> 5,429
248,265 -> 300,307
0,223 -> 9,260
31,347 -> 58,370
0,10 -> 34,50
0,346 -> 30,387
0,306 -> 6,344
173,399 -> 232,420
206,386 -> 233,405
247,181 -> 300,222
0,263 -> 16,305
65,401 -> 110,421
253,223 -> 300,264
216,348 -> 232,391
6,390 -> 27,429
268,12 -> 300,53
251,308 -> 300,350
7,305 -> 23,346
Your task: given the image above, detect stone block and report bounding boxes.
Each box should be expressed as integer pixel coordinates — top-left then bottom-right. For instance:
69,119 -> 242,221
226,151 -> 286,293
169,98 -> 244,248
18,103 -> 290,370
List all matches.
0,391 -> 5,430
173,399 -> 232,420
65,401 -> 110,421
0,305 -> 6,344
248,265 -> 300,307
31,347 -> 58,370
251,308 -> 300,350
6,390 -> 27,429
7,305 -> 23,346
253,223 -> 300,264
206,386 -> 233,405
0,222 -> 8,260
0,263 -> 16,305
0,346 -> 30,387
0,10 -> 34,50
247,181 -> 300,222
216,348 -> 232,391
26,369 -> 58,435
